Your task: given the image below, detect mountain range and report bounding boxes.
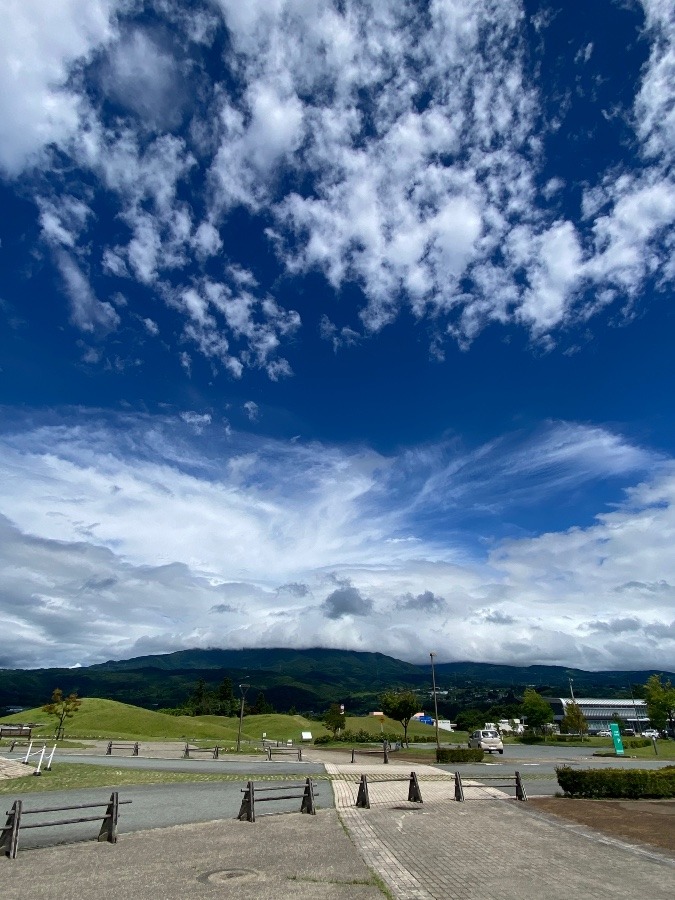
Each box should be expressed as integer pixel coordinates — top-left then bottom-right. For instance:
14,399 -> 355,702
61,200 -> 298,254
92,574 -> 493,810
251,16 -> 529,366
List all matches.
1,648 -> 671,715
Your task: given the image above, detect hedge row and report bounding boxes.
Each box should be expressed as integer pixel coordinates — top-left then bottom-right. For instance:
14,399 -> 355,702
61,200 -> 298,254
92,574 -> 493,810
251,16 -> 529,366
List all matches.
314,729 -> 401,745
556,765 -> 675,798
624,738 -> 652,748
436,748 -> 484,763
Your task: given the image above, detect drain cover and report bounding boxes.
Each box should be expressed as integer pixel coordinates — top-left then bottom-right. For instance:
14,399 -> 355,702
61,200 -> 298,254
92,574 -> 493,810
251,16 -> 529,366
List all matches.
198,869 -> 259,884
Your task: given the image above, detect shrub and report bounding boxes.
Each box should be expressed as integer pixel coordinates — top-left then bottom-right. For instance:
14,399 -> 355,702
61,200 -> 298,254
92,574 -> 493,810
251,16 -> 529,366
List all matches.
556,766 -> 675,799
517,734 -> 544,744
436,747 -> 484,764
625,738 -> 651,749
313,734 -> 332,745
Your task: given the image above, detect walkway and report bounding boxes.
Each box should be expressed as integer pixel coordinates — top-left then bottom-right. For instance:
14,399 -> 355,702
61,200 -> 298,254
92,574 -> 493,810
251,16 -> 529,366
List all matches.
327,761 -> 675,900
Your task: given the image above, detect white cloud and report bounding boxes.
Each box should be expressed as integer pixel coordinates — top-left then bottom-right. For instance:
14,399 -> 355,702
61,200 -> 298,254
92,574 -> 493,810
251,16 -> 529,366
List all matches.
0,410 -> 672,668
55,252 -> 120,334
243,401 -> 259,421
4,1 -> 674,370
0,0 -> 118,175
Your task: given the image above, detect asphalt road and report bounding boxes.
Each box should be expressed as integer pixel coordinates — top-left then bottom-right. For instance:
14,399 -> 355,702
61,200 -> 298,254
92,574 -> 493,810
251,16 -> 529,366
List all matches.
3,777 -> 331,853
47,751 -> 327,777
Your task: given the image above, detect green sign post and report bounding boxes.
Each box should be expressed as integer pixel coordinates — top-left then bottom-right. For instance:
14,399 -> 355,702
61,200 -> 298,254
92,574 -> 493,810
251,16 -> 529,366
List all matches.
609,722 -> 624,756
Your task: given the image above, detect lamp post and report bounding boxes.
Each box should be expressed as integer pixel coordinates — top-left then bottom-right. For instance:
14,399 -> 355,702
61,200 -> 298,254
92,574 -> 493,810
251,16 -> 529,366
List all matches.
236,680 -> 250,753
430,651 -> 441,755
629,683 -> 641,735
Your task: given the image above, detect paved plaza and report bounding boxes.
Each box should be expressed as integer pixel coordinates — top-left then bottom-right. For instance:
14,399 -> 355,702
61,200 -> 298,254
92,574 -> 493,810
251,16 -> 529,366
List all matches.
1,753 -> 674,898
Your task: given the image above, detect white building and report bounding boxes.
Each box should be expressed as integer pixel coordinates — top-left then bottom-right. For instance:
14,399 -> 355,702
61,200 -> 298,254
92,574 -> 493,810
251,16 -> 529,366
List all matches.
547,697 -> 649,733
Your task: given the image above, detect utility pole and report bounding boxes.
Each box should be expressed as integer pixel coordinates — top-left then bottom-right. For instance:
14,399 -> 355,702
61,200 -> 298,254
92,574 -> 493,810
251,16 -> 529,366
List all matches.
430,651 -> 441,756
236,680 -> 250,752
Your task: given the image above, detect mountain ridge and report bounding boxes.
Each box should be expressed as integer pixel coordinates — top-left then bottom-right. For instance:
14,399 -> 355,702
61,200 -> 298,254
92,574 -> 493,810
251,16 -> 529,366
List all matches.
1,647 -> 671,713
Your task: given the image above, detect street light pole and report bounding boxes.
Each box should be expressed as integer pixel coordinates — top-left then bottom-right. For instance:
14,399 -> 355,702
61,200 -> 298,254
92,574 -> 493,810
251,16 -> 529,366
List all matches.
430,652 -> 440,756
236,681 -> 250,752
629,683 -> 641,735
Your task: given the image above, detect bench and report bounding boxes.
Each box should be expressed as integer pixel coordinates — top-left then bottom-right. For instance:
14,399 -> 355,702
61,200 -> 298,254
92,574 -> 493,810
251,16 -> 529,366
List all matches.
354,772 -> 423,809
0,726 -> 32,740
106,741 -> 139,756
0,792 -> 131,859
453,770 -> 527,802
238,778 -> 318,822
266,746 -> 302,761
183,743 -> 220,759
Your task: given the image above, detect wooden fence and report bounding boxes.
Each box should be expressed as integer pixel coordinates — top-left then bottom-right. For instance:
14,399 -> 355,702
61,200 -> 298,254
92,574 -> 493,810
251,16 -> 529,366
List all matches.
453,770 -> 527,801
0,792 -> 131,859
238,778 -> 318,823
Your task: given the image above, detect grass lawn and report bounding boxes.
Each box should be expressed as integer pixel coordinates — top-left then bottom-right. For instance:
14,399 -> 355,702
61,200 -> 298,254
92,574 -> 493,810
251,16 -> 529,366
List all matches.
2,700 -> 325,743
0,763 -> 326,795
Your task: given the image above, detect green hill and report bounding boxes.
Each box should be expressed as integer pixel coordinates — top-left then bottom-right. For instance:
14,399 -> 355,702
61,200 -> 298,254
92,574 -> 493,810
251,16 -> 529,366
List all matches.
1,699 -> 441,743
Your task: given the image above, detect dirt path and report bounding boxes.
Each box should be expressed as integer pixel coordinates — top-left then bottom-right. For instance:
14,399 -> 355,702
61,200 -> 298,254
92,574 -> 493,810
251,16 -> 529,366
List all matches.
529,797 -> 675,856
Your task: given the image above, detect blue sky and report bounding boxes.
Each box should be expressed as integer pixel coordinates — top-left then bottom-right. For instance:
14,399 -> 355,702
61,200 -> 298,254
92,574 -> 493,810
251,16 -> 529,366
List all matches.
1,0 -> 674,671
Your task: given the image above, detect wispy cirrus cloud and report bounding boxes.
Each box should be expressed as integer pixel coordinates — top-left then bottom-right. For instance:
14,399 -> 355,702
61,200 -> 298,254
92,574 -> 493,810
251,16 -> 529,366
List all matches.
0,408 -> 673,669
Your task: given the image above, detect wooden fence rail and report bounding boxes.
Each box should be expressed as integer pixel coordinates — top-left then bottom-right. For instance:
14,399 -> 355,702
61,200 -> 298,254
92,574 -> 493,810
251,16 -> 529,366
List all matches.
266,746 -> 302,761
355,772 -> 423,809
0,792 -> 131,859
183,743 -> 220,759
238,778 -> 318,823
453,770 -> 527,802
351,745 -> 389,764
106,741 -> 139,756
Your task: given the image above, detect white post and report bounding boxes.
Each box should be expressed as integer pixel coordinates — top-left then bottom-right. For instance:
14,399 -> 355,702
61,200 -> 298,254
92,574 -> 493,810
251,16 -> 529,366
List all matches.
33,745 -> 46,776
22,741 -> 33,764
45,744 -> 57,771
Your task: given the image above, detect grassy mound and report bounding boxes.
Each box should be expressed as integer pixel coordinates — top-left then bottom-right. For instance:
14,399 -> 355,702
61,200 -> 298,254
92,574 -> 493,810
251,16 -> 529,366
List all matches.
2,700 -> 330,743
3,700 -> 444,744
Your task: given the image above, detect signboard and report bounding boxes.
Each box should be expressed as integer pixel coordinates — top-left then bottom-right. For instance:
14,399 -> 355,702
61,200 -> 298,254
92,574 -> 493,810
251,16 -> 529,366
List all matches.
609,722 -> 624,756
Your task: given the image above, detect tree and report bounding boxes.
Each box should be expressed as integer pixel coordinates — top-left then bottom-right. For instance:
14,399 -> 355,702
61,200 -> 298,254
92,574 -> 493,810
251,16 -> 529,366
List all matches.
521,689 -> 553,736
323,703 -> 346,737
644,674 -> 675,733
42,689 -> 81,739
189,678 -> 214,716
251,691 -> 274,715
455,708 -> 485,733
561,701 -> 588,740
216,677 -> 237,717
379,690 -> 418,747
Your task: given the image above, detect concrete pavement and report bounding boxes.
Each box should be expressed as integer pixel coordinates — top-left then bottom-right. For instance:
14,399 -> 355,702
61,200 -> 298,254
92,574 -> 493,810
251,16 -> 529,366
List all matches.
2,752 -> 674,898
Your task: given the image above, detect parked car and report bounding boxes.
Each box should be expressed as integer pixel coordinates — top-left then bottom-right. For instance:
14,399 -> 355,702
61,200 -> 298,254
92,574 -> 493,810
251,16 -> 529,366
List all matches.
468,729 -> 504,754
642,729 -> 660,739
596,730 -> 612,737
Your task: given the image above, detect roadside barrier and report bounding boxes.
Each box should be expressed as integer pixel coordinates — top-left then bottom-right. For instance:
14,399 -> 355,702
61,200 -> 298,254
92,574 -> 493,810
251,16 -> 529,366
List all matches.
183,742 -> 220,759
266,746 -> 302,761
351,745 -> 389,764
355,772 -> 423,809
106,741 -> 140,756
0,792 -> 131,859
22,742 -> 56,776
453,770 -> 527,801
238,778 -> 318,822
